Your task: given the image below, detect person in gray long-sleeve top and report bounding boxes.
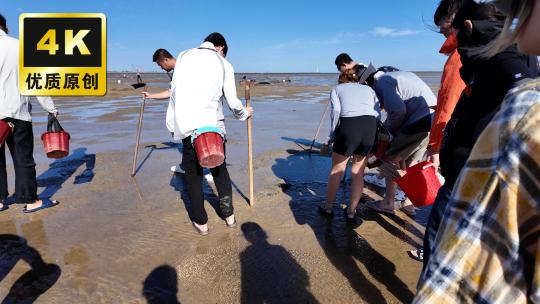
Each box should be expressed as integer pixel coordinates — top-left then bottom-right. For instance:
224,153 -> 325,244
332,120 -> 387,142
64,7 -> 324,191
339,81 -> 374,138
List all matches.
360,66 -> 436,215
320,65 -> 380,222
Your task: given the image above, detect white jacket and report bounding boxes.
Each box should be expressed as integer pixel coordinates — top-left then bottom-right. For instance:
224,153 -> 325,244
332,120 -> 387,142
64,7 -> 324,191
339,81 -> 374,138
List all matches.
0,29 -> 56,122
169,42 -> 248,139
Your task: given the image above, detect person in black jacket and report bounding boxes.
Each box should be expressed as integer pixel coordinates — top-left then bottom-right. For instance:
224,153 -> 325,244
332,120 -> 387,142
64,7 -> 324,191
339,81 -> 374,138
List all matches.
422,0 -> 538,270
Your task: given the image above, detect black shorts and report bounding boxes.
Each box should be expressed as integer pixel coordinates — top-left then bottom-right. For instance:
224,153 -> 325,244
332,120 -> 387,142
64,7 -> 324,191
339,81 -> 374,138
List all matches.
333,116 -> 377,156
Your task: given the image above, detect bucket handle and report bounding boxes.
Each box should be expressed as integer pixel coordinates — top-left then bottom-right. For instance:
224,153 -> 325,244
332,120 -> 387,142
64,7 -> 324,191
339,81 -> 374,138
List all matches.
47,113 -> 65,133
421,162 -> 435,170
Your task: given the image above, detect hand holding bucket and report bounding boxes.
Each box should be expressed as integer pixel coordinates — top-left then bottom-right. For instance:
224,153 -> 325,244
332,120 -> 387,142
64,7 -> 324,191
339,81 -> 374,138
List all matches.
41,113 -> 70,159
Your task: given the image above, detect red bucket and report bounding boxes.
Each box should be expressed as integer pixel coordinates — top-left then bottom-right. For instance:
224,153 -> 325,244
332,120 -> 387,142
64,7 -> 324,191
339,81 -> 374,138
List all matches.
0,120 -> 13,147
367,122 -> 392,169
396,161 -> 441,207
42,114 -> 70,159
192,127 -> 225,168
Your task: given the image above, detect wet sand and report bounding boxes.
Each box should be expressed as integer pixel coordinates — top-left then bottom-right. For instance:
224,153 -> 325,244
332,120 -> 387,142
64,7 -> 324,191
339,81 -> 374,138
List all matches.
0,73 -> 437,303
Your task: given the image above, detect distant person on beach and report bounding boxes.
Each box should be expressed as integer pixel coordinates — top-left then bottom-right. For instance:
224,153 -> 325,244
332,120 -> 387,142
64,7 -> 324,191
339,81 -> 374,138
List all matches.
144,33 -> 253,235
420,0 -> 538,270
140,48 -> 181,174
415,0 -> 540,301
407,0 -> 466,263
0,14 -> 59,213
355,63 -> 437,215
320,65 -> 380,222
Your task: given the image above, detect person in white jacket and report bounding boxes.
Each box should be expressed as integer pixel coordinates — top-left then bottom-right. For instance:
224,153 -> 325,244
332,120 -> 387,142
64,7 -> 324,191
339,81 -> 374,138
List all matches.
145,33 -> 253,235
0,15 -> 59,213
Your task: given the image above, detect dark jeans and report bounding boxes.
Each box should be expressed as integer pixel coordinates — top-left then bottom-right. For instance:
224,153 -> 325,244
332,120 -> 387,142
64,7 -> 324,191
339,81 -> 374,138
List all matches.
0,118 -> 38,203
422,184 -> 452,271
182,137 -> 233,225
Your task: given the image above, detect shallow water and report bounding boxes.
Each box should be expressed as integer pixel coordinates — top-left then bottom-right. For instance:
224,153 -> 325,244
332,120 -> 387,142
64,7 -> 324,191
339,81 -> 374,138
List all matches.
0,73 -> 431,303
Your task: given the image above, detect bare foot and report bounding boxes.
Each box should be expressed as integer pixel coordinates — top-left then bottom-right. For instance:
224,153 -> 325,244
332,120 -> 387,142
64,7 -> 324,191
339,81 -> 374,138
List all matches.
380,198 -> 397,211
192,222 -> 209,235
225,214 -> 236,227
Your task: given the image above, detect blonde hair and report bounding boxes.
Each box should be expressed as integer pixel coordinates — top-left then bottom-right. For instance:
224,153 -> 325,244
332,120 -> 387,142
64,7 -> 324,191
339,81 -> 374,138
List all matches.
484,0 -> 535,57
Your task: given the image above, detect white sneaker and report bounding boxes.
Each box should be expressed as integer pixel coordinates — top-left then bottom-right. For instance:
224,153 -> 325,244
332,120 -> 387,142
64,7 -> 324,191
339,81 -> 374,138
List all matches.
364,174 -> 386,188
204,173 -> 214,183
395,188 -> 406,201
437,172 -> 445,184
171,165 -> 185,174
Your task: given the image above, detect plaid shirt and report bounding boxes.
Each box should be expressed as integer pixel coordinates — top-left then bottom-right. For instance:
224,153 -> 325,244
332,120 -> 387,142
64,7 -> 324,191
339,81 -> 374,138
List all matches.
414,78 -> 540,303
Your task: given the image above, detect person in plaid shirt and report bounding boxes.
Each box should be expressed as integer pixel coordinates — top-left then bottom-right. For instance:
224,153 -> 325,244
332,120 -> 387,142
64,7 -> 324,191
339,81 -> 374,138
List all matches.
415,0 -> 540,302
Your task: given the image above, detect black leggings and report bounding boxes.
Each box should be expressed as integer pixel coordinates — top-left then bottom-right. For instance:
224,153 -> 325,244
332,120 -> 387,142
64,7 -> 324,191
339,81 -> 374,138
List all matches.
182,137 -> 233,225
0,118 -> 38,203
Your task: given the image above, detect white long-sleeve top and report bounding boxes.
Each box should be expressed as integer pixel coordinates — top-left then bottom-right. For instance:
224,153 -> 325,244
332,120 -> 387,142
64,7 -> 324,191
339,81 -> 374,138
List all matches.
169,42 -> 248,140
0,29 -> 57,122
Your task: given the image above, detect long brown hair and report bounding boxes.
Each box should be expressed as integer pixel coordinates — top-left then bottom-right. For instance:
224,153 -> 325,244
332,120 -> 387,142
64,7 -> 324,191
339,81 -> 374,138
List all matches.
484,0 -> 535,57
338,65 -> 360,84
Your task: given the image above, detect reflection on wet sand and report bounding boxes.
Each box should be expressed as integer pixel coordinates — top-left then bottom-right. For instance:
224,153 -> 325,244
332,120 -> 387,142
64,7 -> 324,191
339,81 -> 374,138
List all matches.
37,147 -> 96,198
0,73 -> 434,302
273,150 -> 420,303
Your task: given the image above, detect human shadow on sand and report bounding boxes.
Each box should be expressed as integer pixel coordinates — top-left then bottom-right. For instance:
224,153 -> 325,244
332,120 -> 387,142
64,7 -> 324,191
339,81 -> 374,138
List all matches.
272,153 -> 415,303
239,222 -> 319,304
36,147 -> 95,199
0,234 -> 61,304
142,264 -> 180,304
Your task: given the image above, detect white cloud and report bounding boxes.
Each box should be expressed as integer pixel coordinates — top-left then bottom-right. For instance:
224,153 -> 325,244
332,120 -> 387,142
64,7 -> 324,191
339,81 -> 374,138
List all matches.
323,32 -> 367,44
372,27 -> 419,37
268,31 -> 367,50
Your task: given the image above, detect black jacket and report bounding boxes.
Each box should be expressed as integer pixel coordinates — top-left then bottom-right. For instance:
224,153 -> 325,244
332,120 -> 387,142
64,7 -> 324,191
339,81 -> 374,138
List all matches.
439,20 -> 538,187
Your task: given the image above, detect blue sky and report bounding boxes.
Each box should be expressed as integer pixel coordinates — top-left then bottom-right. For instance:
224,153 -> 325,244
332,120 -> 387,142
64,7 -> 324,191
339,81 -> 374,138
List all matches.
2,1 -> 447,72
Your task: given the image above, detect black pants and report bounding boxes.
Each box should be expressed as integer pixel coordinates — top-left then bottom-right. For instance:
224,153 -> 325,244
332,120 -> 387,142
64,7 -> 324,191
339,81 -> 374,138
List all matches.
421,184 -> 452,272
182,137 -> 233,225
0,118 -> 38,203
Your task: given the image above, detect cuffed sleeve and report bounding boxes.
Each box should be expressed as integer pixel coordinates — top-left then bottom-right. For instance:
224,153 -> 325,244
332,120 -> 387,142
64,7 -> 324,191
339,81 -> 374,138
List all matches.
329,87 -> 340,141
223,62 -> 249,121
35,96 -> 57,113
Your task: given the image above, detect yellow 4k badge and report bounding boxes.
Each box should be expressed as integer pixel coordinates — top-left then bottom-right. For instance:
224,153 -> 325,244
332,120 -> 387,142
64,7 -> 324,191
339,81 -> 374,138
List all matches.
19,13 -> 106,96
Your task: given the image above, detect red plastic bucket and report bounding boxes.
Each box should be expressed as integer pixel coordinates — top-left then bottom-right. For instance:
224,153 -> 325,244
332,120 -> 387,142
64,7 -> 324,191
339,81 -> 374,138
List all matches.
42,131 -> 70,158
367,137 -> 391,168
192,127 -> 225,168
42,114 -> 70,159
0,120 -> 13,147
367,122 -> 392,169
396,161 -> 441,207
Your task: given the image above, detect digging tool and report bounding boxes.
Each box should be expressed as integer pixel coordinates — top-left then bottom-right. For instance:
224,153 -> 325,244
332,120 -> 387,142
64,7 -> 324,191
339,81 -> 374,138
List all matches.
309,99 -> 331,155
131,81 -> 147,176
243,80 -> 255,206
